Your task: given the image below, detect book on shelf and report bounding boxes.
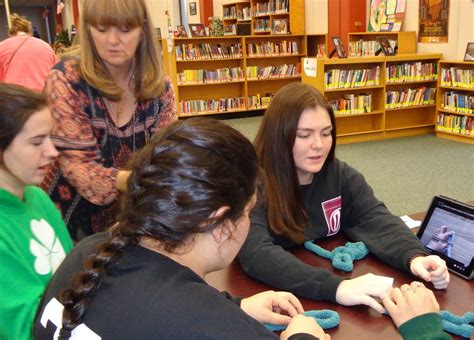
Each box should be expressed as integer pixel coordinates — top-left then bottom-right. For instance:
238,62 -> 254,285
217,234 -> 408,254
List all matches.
386,61 -> 438,83
440,67 -> 474,88
324,66 -> 381,90
246,63 -> 301,79
246,41 -> 300,56
175,42 -> 242,61
437,113 -> 474,136
349,39 -> 396,57
385,87 -> 436,108
272,19 -> 288,34
179,97 -> 246,115
329,93 -> 372,115
178,67 -> 244,84
253,18 -> 270,32
441,92 -> 474,114
247,93 -> 274,109
224,24 -> 236,36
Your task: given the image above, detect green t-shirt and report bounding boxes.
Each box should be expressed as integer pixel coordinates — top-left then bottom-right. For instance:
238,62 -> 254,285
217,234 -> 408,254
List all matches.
0,186 -> 73,340
399,313 -> 452,340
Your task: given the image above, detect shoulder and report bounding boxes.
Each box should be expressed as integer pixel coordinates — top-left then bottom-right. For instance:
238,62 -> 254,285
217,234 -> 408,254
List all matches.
25,186 -> 54,203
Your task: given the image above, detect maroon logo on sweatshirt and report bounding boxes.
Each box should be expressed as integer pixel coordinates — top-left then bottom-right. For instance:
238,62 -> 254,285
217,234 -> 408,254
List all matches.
321,196 -> 341,236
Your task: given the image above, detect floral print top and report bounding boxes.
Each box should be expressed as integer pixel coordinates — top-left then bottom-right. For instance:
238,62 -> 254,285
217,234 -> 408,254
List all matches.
41,58 -> 177,241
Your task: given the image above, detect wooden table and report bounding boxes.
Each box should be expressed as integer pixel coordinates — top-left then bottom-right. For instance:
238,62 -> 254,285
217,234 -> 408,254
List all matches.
206,210 -> 473,340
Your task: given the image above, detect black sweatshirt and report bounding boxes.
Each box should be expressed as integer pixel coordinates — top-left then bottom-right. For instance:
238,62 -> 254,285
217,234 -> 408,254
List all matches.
238,159 -> 428,302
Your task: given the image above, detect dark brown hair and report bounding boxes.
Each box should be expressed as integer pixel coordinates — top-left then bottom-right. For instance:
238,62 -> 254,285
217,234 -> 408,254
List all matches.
0,83 -> 48,152
254,82 -> 336,243
58,118 -> 259,337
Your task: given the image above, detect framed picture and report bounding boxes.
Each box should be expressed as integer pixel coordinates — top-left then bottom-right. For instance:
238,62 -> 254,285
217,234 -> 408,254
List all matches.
272,19 -> 288,34
376,36 -> 396,56
177,25 -> 188,38
189,23 -> 206,37
464,42 -> 474,62
154,27 -> 161,39
189,2 -> 197,16
332,36 -> 347,58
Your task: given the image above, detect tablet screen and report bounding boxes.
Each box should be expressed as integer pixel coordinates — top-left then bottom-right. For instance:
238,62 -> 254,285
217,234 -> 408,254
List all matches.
417,196 -> 473,278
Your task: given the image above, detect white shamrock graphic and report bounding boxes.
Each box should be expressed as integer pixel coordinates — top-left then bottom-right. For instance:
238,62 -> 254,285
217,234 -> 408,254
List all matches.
29,219 -> 67,275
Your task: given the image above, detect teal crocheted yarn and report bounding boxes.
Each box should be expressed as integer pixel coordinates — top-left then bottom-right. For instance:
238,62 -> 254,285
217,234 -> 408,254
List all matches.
264,309 -> 340,332
439,310 -> 474,338
304,241 -> 369,272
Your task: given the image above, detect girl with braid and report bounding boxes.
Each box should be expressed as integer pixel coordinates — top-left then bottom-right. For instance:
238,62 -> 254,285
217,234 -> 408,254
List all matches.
34,118 -> 328,340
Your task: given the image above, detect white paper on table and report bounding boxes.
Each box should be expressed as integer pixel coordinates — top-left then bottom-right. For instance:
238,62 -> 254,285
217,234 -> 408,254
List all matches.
400,215 -> 422,229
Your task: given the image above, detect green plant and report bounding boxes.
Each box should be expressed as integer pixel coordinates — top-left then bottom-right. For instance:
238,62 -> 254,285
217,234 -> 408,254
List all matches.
208,16 -> 224,36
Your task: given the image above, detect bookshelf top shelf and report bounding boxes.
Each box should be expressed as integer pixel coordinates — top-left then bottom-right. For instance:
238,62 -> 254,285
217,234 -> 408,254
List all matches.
321,56 -> 385,65
348,31 -> 415,36
439,60 -> 474,66
386,53 -> 442,62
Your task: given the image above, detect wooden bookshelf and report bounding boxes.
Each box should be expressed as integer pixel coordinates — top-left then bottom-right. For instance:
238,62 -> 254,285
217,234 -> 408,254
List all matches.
250,0 -> 304,35
436,60 -> 474,144
306,34 -> 328,58
384,53 -> 441,138
223,1 -> 251,36
162,34 -> 307,117
348,31 -> 416,57
301,53 -> 441,144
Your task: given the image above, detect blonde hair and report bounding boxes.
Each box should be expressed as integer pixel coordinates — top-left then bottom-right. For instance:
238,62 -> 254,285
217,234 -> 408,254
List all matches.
72,0 -> 164,101
9,13 -> 32,36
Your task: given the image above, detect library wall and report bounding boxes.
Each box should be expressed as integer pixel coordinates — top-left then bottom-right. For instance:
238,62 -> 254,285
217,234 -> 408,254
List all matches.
366,0 -> 474,60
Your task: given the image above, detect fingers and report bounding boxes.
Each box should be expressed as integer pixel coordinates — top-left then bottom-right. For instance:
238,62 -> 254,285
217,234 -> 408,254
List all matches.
359,294 -> 386,314
276,292 -> 305,314
266,312 -> 292,326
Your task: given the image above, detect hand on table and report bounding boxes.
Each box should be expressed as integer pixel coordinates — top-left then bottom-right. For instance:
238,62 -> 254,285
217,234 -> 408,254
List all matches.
241,290 -> 304,325
335,273 -> 393,313
410,255 -> 450,289
281,314 -> 330,340
382,281 -> 440,328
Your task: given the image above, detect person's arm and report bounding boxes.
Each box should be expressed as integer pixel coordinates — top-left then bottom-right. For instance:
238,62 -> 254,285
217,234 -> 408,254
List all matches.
339,163 -> 429,271
238,200 -> 344,303
45,66 -> 120,205
0,242 -> 47,340
150,76 -> 178,135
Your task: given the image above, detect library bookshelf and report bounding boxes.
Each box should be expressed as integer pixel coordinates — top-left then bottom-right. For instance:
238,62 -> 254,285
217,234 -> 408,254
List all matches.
436,60 -> 474,144
348,31 -> 416,57
250,0 -> 304,35
384,53 -> 441,139
162,34 -> 309,117
301,53 -> 441,144
223,1 -> 251,36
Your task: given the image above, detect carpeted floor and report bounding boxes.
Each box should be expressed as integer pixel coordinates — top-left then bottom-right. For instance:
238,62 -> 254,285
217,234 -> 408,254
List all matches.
224,116 -> 474,216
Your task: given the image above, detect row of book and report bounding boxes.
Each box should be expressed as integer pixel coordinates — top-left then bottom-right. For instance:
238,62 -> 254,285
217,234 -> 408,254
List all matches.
246,41 -> 300,56
349,39 -> 396,57
386,62 -> 438,83
253,19 -> 270,32
179,97 -> 247,115
248,94 -> 274,109
253,0 -> 289,16
246,64 -> 300,79
436,113 -> 474,136
328,94 -> 372,115
324,67 -> 381,89
440,92 -> 474,114
175,43 -> 242,61
178,67 -> 244,84
223,7 -> 251,21
440,67 -> 474,88
386,87 -> 436,108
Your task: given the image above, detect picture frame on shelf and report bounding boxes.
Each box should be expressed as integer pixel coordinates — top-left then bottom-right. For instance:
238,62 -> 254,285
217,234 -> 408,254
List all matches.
177,25 -> 188,38
189,2 -> 197,16
463,42 -> 474,62
272,19 -> 288,34
189,24 -> 206,37
376,36 -> 396,56
331,36 -> 347,58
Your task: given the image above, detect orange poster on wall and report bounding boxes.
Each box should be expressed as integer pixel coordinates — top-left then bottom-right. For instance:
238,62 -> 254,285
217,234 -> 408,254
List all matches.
418,0 -> 449,43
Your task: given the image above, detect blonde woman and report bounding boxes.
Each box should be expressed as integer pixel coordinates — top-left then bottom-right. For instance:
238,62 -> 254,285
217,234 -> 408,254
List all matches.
41,0 -> 177,241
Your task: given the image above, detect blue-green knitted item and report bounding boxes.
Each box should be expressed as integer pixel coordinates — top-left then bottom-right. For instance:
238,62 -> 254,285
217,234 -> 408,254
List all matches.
264,309 -> 340,332
304,241 -> 369,272
439,310 -> 474,338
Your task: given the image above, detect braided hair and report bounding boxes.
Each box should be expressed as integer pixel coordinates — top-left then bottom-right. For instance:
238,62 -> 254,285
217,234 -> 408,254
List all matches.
57,118 -> 259,337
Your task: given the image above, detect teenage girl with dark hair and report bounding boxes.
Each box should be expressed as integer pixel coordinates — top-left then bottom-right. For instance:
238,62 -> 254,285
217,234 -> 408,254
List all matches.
238,83 -> 450,337
35,118 -> 328,340
0,83 -> 72,340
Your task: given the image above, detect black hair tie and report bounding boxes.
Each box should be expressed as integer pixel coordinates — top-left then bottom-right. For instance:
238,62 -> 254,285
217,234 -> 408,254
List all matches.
58,328 -> 72,340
